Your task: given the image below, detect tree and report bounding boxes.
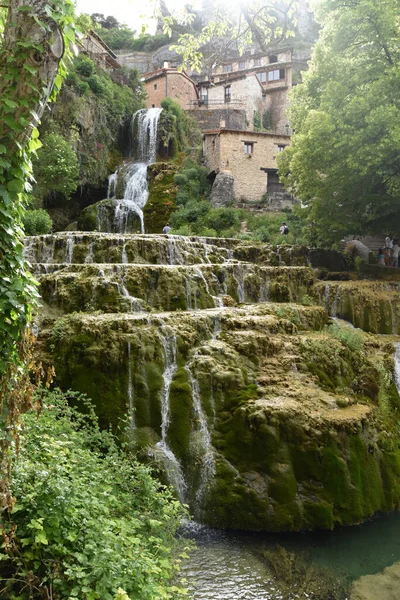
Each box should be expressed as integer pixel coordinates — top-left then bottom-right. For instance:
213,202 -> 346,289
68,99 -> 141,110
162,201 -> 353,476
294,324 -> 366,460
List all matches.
278,0 -> 400,246
165,0 -> 299,71
0,0 -> 75,514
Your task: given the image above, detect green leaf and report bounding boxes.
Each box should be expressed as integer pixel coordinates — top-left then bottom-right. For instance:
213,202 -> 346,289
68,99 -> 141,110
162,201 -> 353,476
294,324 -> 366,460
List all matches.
35,531 -> 49,545
23,64 -> 38,75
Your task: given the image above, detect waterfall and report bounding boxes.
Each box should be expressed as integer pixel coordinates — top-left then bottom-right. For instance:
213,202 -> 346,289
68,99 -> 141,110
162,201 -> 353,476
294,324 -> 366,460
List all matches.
155,326 -> 187,502
332,288 -> 339,318
107,107 -> 162,234
325,284 -> 331,312
186,365 -> 215,508
107,171 -> 118,199
127,342 -> 135,431
234,264 -> 246,303
114,163 -> 148,234
66,236 -> 74,263
394,344 -> 400,395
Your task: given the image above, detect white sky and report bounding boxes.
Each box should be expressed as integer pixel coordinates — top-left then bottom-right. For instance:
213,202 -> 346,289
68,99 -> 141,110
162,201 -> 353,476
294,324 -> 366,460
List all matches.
75,0 -> 196,33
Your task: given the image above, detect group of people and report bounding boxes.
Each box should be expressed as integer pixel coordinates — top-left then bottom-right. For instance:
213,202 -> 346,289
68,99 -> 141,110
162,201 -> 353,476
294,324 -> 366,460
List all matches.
378,236 -> 400,267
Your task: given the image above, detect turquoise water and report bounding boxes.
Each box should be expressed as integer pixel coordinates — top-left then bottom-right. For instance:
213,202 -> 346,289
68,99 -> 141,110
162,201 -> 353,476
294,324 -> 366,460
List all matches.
180,512 -> 400,599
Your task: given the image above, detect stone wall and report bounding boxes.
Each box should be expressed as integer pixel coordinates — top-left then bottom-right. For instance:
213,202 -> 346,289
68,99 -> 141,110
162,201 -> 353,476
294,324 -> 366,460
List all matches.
264,87 -> 291,135
206,74 -> 261,130
203,132 -> 220,173
144,71 -> 198,109
114,51 -> 151,73
188,108 -> 246,131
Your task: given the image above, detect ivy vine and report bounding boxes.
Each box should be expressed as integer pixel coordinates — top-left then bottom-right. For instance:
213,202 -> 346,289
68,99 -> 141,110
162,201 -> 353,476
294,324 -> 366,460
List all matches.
0,0 -> 76,513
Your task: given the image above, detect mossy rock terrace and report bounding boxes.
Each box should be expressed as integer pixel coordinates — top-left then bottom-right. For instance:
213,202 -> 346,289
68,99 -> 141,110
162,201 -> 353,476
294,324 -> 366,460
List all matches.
315,280 -> 400,334
26,232 -> 400,531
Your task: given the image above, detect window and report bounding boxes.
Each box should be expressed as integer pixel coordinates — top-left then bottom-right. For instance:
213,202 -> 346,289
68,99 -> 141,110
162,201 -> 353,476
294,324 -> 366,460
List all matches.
244,142 -> 254,155
253,57 -> 261,67
257,72 -> 267,83
267,68 -> 285,82
223,64 -> 232,73
239,61 -> 246,70
277,144 -> 287,153
154,83 -> 157,90
269,54 -> 278,63
224,85 -> 231,102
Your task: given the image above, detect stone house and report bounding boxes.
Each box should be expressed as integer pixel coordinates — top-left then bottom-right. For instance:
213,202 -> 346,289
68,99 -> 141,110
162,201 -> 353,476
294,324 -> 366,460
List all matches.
142,66 -> 199,109
79,30 -> 121,72
203,128 -> 291,201
192,50 -> 293,135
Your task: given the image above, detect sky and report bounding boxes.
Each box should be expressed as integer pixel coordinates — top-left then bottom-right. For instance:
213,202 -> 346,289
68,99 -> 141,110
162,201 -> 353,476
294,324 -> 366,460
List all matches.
75,0 -> 197,32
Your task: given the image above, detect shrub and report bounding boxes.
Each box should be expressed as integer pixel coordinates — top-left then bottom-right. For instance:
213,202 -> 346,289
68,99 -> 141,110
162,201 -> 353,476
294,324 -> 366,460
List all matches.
1,389 -> 188,600
75,54 -> 95,77
33,132 -> 80,200
204,207 -> 241,234
23,209 -> 53,235
87,73 -> 107,96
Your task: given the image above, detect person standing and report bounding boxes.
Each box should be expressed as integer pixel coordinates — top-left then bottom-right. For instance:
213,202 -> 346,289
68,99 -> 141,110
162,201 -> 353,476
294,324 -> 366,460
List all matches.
162,223 -> 171,234
385,235 -> 393,250
279,222 -> 289,235
391,240 -> 400,267
377,248 -> 385,266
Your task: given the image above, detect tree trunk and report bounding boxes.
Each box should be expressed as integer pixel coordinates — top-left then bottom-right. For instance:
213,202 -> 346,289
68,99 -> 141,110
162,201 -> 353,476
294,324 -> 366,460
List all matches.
0,0 -> 66,516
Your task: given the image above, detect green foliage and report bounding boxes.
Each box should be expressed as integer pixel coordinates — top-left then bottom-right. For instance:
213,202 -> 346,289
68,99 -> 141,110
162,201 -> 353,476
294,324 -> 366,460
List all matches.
32,132 -> 80,202
158,98 -> 198,157
169,163 -> 307,241
74,54 -> 95,77
262,109 -> 273,130
280,0 -> 400,245
254,110 -> 273,132
43,55 -> 144,191
0,0 -> 77,514
1,388 -> 188,600
169,1 -> 298,71
22,209 -> 53,235
253,111 -> 262,131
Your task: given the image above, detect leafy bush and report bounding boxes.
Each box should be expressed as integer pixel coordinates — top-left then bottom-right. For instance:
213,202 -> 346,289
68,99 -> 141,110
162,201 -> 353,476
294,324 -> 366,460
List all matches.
204,207 -> 241,234
22,209 -> 53,235
1,389 -> 188,600
88,73 -> 108,97
33,132 -> 80,200
74,55 -> 95,77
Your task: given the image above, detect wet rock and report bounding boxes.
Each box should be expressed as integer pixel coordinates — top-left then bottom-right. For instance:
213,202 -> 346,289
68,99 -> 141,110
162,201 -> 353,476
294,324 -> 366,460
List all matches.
351,561 -> 400,600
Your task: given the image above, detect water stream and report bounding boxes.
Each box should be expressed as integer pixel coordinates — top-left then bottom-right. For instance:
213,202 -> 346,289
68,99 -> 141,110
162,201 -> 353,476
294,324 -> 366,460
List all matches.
181,512 -> 400,599
106,107 -> 162,234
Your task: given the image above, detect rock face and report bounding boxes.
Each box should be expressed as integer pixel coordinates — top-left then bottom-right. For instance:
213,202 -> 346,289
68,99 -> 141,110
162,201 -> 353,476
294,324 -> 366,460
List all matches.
210,172 -> 235,207
26,232 -> 400,531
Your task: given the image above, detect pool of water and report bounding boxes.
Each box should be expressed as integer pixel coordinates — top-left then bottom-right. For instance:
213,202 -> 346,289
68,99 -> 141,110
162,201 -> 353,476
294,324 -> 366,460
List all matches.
180,512 -> 400,599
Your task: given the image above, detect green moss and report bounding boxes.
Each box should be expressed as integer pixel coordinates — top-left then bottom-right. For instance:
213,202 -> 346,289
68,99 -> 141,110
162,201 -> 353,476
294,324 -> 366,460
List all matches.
144,163 -> 177,234
168,367 -> 193,465
303,501 -> 334,529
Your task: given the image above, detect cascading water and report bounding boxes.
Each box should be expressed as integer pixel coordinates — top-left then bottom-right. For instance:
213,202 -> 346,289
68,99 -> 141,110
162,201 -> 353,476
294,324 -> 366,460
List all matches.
155,325 -> 187,502
186,365 -> 215,510
106,107 -> 162,234
394,343 -> 400,394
